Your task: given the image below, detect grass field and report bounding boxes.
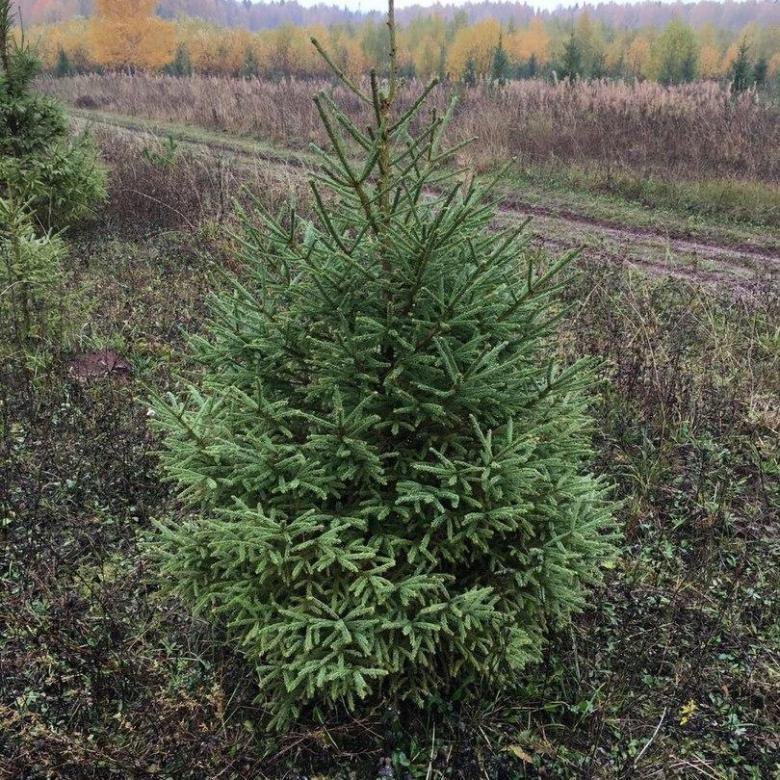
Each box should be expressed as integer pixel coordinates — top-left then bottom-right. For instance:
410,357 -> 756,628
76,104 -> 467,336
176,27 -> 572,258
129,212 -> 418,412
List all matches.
1,74 -> 779,778
45,74 -> 780,230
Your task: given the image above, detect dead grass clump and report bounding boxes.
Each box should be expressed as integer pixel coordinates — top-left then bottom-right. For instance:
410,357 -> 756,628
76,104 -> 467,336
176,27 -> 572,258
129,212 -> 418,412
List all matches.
73,94 -> 101,110
90,126 -> 311,229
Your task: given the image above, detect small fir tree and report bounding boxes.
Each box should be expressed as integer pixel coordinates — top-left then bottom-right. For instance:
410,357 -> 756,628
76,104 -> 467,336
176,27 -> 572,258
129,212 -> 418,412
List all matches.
462,56 -> 477,87
526,53 -> 539,79
752,56 -> 767,89
153,0 -> 615,729
730,38 -> 753,95
0,0 -> 105,229
166,42 -> 192,77
590,52 -> 606,79
54,46 -> 72,77
560,31 -> 582,80
491,33 -> 510,85
0,197 -> 69,364
241,45 -> 260,79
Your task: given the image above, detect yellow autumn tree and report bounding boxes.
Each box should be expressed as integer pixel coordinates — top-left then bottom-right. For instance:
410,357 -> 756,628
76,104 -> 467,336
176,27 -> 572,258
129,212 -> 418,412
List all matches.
177,21 -> 217,73
574,10 -> 607,76
505,18 -> 550,66
753,23 -> 780,63
90,0 -> 175,71
399,16 -> 447,78
30,19 -> 93,70
447,18 -> 501,79
697,24 -> 724,79
256,25 -> 301,77
222,27 -> 254,74
769,51 -> 780,77
722,40 -> 741,74
325,27 -> 367,81
698,44 -> 724,79
410,32 -> 445,79
604,31 -> 632,75
626,34 -> 652,79
300,27 -> 330,77
179,22 -> 247,75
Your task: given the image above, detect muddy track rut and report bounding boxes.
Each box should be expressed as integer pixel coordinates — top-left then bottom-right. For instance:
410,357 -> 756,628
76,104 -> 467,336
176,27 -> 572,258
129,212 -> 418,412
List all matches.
71,109 -> 779,294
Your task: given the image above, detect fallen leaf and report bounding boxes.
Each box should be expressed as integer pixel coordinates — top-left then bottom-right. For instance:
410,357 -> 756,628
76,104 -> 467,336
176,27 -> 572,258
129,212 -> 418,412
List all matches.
505,745 -> 533,763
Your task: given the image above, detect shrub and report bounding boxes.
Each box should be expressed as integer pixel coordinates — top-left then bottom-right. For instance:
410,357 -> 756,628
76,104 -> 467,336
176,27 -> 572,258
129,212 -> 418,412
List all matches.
0,197 -> 69,364
0,0 -> 105,229
152,4 -> 615,729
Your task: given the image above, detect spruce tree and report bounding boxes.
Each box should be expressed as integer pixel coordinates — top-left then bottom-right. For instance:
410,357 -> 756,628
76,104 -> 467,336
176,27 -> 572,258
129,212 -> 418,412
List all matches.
241,45 -> 260,79
752,56 -> 767,89
153,0 -> 615,729
0,0 -> 105,229
462,56 -> 477,87
54,46 -> 72,77
166,42 -> 193,77
560,31 -> 582,80
526,53 -> 539,79
730,39 -> 753,95
0,197 -> 68,362
491,33 -> 510,86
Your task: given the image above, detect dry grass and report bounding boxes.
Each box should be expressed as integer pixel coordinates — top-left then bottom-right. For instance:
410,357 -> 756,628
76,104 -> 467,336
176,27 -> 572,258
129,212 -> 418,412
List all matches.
41,74 -> 780,184
86,125 -> 310,230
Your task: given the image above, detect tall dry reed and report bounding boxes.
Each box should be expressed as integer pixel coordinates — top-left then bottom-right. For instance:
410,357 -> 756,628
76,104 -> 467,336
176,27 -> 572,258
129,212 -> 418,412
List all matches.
41,74 -> 780,183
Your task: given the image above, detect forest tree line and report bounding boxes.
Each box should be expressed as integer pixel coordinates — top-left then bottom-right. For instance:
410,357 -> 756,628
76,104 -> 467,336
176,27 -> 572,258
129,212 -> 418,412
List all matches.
25,0 -> 780,87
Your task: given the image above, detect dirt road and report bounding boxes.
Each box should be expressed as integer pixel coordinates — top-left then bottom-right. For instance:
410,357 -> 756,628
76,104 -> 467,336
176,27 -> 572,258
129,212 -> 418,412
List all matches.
71,108 -> 779,294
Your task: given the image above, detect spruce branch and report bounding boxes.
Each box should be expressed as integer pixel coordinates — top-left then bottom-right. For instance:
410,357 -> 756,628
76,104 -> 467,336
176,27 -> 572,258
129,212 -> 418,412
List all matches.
310,36 -> 371,105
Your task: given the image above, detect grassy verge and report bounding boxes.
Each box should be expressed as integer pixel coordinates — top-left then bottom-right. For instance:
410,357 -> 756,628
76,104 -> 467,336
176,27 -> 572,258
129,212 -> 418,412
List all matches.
513,162 -> 780,230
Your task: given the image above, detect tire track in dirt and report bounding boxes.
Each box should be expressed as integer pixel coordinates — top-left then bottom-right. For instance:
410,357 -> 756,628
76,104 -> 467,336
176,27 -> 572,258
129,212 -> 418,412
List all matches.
493,208 -> 778,295
71,109 -> 779,294
532,230 -> 765,295
498,198 -> 779,262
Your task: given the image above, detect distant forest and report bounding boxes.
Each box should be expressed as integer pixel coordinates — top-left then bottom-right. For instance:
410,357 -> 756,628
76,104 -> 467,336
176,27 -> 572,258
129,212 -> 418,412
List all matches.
18,0 -> 780,32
